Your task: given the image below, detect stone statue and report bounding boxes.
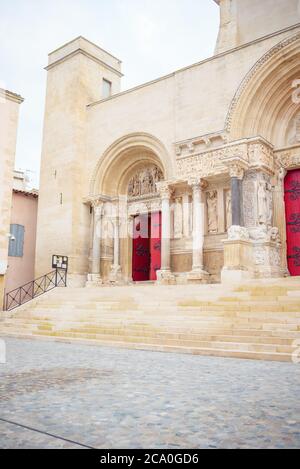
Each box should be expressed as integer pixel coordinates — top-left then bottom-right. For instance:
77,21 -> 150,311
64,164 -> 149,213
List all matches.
258,181 -> 268,226
101,218 -> 114,256
266,183 -> 273,229
225,190 -> 232,230
128,165 -> 163,198
207,191 -> 218,234
174,198 -> 183,239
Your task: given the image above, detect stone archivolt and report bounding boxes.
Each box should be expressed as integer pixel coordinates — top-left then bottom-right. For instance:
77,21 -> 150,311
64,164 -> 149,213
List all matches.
276,147 -> 300,170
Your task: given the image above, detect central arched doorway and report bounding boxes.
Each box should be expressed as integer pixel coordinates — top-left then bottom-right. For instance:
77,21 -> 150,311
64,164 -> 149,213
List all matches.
132,211 -> 162,282
128,165 -> 163,282
284,169 -> 300,276
89,133 -> 172,284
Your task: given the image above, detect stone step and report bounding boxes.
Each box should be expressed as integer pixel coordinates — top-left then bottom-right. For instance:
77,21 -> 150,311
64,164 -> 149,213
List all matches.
3,314 -> 300,329
2,322 -> 300,341
1,322 -> 298,346
25,330 -> 294,353
0,330 -> 292,362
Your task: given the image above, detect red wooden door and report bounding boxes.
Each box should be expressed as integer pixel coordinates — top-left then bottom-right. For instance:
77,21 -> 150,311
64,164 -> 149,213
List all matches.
132,214 -> 150,281
284,170 -> 300,276
149,212 -> 162,281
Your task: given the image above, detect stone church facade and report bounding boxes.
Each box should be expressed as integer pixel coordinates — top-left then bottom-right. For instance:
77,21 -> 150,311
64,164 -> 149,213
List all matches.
35,0 -> 300,287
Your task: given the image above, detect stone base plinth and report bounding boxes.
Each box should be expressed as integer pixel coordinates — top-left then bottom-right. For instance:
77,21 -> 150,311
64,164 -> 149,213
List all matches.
156,270 -> 176,285
67,273 -> 88,288
187,269 -> 210,284
86,273 -> 103,288
108,266 -> 124,285
221,268 -> 252,284
222,239 -> 253,284
253,241 -> 286,279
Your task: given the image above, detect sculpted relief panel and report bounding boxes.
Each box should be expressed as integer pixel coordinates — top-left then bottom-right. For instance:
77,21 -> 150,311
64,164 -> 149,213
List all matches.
128,165 -> 164,198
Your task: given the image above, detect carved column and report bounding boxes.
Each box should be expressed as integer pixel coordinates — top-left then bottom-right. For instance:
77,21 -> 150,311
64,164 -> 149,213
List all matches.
156,182 -> 175,284
109,217 -> 122,283
87,200 -> 103,286
273,167 -> 289,275
187,178 -> 209,283
230,163 -> 245,227
221,162 -> 252,284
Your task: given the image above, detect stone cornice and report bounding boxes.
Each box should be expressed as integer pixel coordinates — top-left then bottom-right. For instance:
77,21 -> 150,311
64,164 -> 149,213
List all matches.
87,23 -> 300,109
0,88 -> 24,104
45,49 -> 124,77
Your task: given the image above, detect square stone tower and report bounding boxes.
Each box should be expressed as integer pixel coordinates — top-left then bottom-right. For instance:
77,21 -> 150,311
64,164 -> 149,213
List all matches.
35,37 -> 122,286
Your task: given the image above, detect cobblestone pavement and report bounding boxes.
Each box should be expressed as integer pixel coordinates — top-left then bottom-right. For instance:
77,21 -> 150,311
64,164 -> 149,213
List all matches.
0,338 -> 299,449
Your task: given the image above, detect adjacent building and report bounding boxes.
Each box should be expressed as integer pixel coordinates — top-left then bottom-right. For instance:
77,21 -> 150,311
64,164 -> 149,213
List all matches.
5,170 -> 38,295
0,89 -> 23,306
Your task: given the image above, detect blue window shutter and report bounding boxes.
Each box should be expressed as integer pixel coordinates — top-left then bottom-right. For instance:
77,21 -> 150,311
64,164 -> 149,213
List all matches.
8,224 -> 24,257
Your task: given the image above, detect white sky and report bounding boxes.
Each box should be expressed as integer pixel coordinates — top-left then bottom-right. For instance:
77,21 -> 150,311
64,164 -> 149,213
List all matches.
0,0 -> 219,187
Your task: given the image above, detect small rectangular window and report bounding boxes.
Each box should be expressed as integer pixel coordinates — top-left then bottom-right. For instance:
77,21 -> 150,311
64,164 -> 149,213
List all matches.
103,79 -> 112,99
8,224 -> 25,257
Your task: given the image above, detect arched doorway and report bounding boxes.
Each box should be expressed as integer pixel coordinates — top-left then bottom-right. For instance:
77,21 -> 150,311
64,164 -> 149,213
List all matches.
132,211 -> 162,282
284,169 -> 300,276
88,133 -> 172,284
128,165 -> 163,282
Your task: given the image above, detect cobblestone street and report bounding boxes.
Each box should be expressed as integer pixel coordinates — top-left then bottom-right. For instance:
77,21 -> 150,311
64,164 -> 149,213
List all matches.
0,338 -> 299,449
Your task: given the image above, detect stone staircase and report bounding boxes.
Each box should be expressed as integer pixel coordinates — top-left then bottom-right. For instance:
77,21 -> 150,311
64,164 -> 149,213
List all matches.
1,278 -> 300,362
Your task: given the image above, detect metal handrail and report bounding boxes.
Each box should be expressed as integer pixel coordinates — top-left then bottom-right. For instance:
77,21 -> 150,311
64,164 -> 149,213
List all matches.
4,268 -> 67,312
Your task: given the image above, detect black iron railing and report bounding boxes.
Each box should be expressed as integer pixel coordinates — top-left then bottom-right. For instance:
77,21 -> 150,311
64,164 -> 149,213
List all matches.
4,268 -> 67,312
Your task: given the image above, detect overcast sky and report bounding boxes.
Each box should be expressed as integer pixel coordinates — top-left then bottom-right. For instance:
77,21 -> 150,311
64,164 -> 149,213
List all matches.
0,0 -> 219,187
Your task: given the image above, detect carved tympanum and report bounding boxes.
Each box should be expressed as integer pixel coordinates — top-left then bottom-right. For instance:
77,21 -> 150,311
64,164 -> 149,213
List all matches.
128,165 -> 164,198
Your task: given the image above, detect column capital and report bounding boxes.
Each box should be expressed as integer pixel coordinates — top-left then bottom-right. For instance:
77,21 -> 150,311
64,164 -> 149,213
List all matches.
228,162 -> 246,180
91,199 -> 104,217
188,178 -> 208,191
278,166 -> 287,182
156,182 -> 173,200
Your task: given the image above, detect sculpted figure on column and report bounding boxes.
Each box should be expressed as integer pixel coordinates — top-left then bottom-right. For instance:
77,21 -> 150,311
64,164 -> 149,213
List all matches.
207,191 -> 218,234
225,190 -> 232,231
174,198 -> 183,239
258,181 -> 268,226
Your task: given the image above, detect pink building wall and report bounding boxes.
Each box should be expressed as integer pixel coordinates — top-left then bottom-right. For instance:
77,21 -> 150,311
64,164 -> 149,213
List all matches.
5,190 -> 38,293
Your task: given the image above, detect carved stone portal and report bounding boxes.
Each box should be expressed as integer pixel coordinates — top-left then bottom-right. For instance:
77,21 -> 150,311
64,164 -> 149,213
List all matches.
128,165 -> 164,198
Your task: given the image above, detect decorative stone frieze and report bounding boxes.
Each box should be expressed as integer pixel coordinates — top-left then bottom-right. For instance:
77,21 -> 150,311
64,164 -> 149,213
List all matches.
228,225 -> 250,241
175,138 -> 275,182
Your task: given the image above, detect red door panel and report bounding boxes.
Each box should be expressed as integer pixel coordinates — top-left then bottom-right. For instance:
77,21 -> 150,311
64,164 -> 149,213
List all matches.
284,170 -> 300,276
132,214 -> 150,282
149,212 -> 162,281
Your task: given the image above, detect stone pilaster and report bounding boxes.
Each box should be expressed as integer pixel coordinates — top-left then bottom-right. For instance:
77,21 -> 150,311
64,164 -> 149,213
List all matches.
187,178 -> 209,283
